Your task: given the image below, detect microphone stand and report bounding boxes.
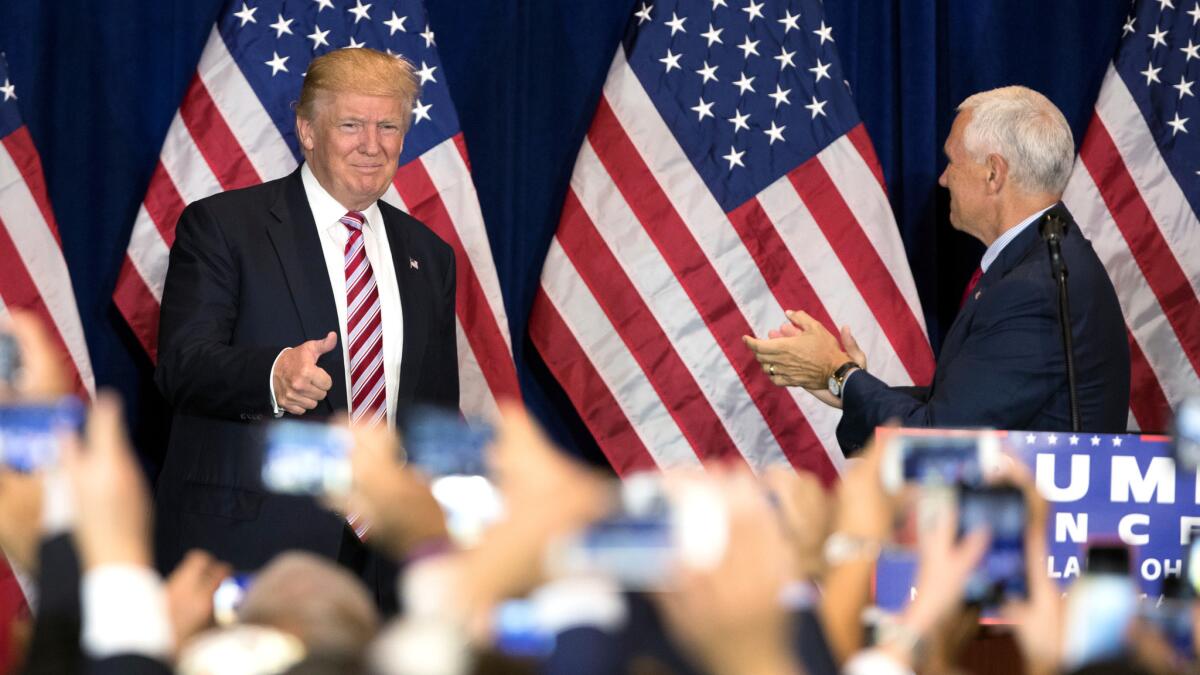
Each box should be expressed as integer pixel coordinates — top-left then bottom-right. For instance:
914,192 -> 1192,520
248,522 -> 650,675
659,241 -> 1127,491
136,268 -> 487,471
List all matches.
1040,212 -> 1080,432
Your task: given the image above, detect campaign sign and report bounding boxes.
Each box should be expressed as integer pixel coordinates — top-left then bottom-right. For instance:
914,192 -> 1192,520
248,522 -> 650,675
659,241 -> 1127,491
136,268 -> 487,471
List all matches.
874,430 -> 1195,612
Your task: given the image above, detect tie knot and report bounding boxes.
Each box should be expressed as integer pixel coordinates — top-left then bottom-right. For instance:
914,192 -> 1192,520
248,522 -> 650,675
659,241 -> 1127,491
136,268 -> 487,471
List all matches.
340,211 -> 366,232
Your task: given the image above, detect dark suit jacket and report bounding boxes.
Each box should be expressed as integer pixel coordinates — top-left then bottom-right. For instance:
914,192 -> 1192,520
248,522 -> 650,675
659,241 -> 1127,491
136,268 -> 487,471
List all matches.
153,167 -> 458,573
837,203 -> 1130,454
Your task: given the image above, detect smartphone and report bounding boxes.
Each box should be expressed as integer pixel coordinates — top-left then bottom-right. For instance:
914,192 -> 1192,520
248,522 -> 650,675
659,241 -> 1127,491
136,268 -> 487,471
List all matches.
1173,397 -> 1200,473
1142,574 -> 1194,659
957,484 -> 1028,605
491,599 -> 554,658
881,432 -> 1001,493
0,397 -> 85,472
544,475 -> 727,590
213,573 -> 254,626
399,405 -> 492,477
1062,543 -> 1137,669
260,420 -> 352,496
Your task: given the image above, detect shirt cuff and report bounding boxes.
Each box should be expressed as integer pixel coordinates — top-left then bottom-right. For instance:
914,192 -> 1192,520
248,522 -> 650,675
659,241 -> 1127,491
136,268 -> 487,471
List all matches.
843,649 -> 914,675
81,565 -> 174,660
268,348 -> 291,417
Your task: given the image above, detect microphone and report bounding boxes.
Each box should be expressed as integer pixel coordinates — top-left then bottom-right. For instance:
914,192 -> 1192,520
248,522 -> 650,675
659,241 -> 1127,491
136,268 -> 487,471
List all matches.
1039,209 -> 1080,432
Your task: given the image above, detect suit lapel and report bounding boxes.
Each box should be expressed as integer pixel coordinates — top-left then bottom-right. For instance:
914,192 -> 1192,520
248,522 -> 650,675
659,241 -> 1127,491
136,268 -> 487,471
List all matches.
265,169 -> 348,414
380,206 -> 428,407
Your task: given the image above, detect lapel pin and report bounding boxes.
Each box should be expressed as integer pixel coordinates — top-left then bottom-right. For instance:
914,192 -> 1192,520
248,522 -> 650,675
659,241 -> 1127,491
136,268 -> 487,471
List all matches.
409,258 -> 419,270
974,291 -> 981,300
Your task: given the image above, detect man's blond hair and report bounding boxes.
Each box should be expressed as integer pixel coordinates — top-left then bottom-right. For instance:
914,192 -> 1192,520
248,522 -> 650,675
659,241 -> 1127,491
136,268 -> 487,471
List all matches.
296,48 -> 420,132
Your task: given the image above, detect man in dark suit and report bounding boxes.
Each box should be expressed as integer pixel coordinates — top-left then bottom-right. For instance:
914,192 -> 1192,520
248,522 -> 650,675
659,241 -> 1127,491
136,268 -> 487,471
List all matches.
745,86 -> 1130,454
153,48 -> 458,595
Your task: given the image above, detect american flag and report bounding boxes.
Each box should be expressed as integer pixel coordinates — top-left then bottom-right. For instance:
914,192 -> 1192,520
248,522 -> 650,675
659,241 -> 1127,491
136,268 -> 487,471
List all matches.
112,0 -> 520,418
1062,0 -> 1200,432
0,53 -> 94,398
529,0 -> 935,482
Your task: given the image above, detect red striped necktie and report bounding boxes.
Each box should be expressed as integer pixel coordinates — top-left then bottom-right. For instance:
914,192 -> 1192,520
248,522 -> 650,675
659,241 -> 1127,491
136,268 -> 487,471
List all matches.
341,211 -> 386,427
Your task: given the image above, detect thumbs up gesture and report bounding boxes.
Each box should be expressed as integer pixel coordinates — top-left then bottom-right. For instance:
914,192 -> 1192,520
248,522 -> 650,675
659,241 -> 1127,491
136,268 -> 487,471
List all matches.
271,331 -> 337,415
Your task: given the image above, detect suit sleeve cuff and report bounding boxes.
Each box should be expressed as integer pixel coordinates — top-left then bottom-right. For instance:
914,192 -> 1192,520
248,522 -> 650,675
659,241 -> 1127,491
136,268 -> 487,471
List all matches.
81,565 -> 174,660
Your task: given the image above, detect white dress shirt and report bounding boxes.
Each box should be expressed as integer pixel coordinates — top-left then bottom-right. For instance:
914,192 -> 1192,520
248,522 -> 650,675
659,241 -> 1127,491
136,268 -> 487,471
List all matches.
270,165 -> 404,425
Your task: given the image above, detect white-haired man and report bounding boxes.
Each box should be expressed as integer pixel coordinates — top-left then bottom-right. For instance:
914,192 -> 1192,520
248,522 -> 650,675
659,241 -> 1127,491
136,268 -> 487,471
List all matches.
745,86 -> 1130,453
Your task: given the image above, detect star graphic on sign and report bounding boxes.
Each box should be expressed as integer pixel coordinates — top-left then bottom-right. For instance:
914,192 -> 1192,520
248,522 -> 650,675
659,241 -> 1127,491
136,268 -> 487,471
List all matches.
723,145 -> 746,169
696,60 -> 719,84
728,108 -> 750,132
635,3 -> 652,25
413,99 -> 432,124
738,35 -> 760,58
307,25 -> 330,48
233,2 -> 258,26
701,23 -> 723,46
1182,39 -> 1200,61
778,9 -> 801,33
347,36 -> 366,49
763,120 -> 786,145
659,49 -> 682,72
768,83 -> 791,107
1112,437 -> 1123,447
774,46 -> 796,70
348,0 -> 372,24
265,51 -> 289,75
666,12 -> 687,35
742,0 -> 765,22
1148,25 -> 1168,49
1142,62 -> 1162,85
809,58 -> 832,82
805,95 -> 827,118
384,11 -> 407,34
1091,435 -> 1101,446
1190,2 -> 1200,24
712,0 -> 728,8
1175,75 -> 1195,98
0,78 -> 15,101
421,25 -> 436,47
416,61 -> 437,84
1159,0 -> 1175,9
813,21 -> 834,44
691,97 -> 715,121
314,0 -> 333,11
270,13 -> 293,37
733,71 -> 756,94
1168,112 -> 1190,135
1069,435 -> 1079,446
1048,434 -> 1058,445
1025,433 -> 1036,444
1123,15 -> 1136,35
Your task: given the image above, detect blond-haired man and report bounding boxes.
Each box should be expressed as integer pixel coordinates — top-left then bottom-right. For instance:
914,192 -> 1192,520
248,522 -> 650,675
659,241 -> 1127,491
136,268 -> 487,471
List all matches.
153,48 -> 457,609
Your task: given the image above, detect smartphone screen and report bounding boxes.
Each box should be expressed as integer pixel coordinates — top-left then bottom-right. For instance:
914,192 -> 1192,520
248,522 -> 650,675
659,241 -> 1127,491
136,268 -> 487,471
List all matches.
0,332 -> 20,390
881,432 -> 1000,492
1173,397 -> 1200,473
1063,545 -> 1137,669
260,420 -> 352,496
399,405 -> 492,478
0,397 -> 85,472
213,573 -> 254,626
957,484 -> 1028,605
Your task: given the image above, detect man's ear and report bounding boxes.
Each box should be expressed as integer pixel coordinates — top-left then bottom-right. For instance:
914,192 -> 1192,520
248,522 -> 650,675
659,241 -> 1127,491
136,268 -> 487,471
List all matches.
985,153 -> 1008,195
295,115 -> 315,152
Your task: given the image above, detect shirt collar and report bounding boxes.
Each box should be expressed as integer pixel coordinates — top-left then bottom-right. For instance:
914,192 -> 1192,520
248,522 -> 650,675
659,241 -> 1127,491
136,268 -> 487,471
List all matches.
300,163 -> 383,234
979,204 -> 1054,273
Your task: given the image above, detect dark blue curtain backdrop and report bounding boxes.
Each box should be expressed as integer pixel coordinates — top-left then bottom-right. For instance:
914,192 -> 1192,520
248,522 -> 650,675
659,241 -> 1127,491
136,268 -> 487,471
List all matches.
0,1 -> 1129,471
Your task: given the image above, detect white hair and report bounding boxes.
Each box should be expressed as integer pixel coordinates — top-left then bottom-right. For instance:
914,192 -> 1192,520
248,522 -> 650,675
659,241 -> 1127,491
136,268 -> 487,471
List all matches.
956,86 -> 1075,196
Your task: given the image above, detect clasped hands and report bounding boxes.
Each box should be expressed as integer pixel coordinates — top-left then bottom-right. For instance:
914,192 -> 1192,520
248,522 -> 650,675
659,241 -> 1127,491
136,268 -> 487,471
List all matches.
742,310 -> 866,408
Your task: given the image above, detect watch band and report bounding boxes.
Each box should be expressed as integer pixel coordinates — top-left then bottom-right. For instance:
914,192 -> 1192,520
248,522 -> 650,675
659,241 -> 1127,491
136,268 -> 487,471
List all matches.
828,360 -> 861,399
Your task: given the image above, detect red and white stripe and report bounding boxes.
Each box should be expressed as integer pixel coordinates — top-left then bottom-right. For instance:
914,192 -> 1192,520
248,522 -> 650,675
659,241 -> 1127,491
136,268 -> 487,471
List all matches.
1063,64 -> 1200,432
530,50 -> 934,482
0,124 -> 94,398
113,28 -> 519,419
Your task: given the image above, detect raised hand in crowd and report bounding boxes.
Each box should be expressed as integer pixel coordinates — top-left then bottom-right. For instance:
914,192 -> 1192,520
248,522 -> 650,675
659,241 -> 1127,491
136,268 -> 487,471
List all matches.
0,469 -> 43,574
164,550 -> 229,656
657,468 -> 806,675
763,465 -> 832,581
1,310 -> 72,402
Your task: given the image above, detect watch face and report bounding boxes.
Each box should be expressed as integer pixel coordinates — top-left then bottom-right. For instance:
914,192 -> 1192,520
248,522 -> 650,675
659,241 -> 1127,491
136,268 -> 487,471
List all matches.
828,376 -> 840,397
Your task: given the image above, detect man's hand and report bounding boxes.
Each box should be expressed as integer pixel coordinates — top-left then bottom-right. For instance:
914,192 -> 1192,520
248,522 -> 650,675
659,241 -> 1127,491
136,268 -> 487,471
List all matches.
0,469 -> 44,572
767,318 -> 867,409
272,332 -> 337,415
166,550 -> 230,653
62,392 -> 153,570
743,309 -> 852,390
1,310 -> 71,401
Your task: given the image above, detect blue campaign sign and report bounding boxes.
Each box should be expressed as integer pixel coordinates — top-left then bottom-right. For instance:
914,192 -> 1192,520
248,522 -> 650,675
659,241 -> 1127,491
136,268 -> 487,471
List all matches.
874,430 -> 1197,612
